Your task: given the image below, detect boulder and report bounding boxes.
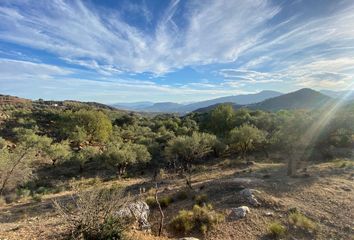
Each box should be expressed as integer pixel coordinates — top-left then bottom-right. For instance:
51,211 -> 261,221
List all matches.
239,188 -> 260,206
178,238 -> 200,240
229,206 -> 250,220
115,201 -> 150,230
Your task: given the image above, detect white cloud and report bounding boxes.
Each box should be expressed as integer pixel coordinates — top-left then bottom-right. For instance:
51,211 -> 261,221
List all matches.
0,58 -> 72,80
0,0 -> 280,74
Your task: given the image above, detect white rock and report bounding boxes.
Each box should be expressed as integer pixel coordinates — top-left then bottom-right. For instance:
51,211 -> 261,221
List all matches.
115,201 -> 150,230
239,188 -> 260,206
229,206 -> 250,220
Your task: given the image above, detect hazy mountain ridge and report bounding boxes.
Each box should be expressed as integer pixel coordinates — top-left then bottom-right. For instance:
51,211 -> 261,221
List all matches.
193,88 -> 334,112
112,90 -> 283,113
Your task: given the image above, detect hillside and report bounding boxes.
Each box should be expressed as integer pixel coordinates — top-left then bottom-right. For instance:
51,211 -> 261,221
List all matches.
113,90 -> 283,113
249,88 -> 332,111
179,90 -> 282,113
0,94 -> 121,112
0,95 -> 31,106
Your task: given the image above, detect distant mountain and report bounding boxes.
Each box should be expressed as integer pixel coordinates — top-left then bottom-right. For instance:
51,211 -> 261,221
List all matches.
113,90 -> 283,113
143,102 -> 184,112
112,101 -> 154,110
178,90 -> 283,113
248,88 -> 332,111
320,90 -> 354,101
193,88 -> 333,113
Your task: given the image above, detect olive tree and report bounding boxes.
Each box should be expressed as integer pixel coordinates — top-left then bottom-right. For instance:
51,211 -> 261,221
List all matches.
0,129 -> 52,195
45,141 -> 71,166
165,132 -> 215,171
271,112 -> 312,176
228,124 -> 266,160
74,146 -> 99,173
103,143 -> 151,178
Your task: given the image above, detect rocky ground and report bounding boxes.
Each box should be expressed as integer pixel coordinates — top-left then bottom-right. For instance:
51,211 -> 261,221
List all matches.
0,159 -> 353,240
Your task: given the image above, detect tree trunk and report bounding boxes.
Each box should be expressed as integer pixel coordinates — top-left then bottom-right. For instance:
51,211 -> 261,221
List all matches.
155,183 -> 164,236
0,151 -> 27,196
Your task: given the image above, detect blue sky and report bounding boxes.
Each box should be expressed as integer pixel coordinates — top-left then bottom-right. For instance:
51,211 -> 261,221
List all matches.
0,0 -> 353,103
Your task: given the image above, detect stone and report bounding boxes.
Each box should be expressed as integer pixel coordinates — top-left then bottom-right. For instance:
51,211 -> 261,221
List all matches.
178,238 -> 200,240
115,201 -> 150,230
229,206 -> 250,220
239,188 -> 260,206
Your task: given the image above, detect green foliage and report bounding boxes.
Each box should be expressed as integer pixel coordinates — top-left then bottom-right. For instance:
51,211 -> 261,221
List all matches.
74,146 -> 99,172
169,204 -> 224,235
165,132 -> 216,169
103,142 -> 151,176
268,221 -> 286,238
208,104 -> 235,136
288,212 -> 316,231
228,124 -> 266,158
44,140 -> 71,166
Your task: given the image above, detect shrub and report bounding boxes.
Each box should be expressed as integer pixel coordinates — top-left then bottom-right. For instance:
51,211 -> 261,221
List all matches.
169,204 -> 224,235
160,195 -> 174,208
145,196 -> 158,208
288,212 -> 316,231
268,221 -> 286,238
53,186 -> 128,240
194,193 -> 208,206
146,195 -> 173,208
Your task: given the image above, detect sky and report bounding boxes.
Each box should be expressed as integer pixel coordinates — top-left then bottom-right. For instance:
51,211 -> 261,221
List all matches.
0,0 -> 353,103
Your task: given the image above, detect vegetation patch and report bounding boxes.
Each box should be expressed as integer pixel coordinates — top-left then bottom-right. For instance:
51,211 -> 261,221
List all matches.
169,204 -> 224,235
268,221 -> 286,238
288,212 -> 317,231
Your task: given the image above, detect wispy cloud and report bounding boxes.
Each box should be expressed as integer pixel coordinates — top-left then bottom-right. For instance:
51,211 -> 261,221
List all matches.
0,58 -> 72,80
0,0 -> 279,74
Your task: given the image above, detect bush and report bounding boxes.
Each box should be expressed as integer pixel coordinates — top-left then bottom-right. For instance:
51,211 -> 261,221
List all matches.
145,196 -> 158,208
288,212 -> 316,231
54,186 -> 128,240
160,195 -> 174,208
268,221 -> 286,238
146,195 -> 173,208
194,193 -> 208,206
169,204 -> 224,235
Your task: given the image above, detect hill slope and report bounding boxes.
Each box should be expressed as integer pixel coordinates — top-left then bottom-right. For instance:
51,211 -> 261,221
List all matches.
179,90 -> 282,113
193,88 -> 333,112
249,88 -> 332,111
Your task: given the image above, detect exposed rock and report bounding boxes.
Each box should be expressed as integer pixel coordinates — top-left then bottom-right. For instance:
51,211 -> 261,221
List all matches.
229,206 -> 250,220
264,211 -> 274,217
341,186 -> 351,192
115,201 -> 150,230
239,188 -> 260,206
178,238 -> 200,240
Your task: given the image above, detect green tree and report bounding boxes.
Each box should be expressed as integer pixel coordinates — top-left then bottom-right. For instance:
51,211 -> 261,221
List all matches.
208,104 -> 235,137
271,112 -> 312,176
74,146 -> 99,173
103,143 -> 151,177
45,141 -> 71,166
228,124 -> 266,160
165,132 -> 215,171
0,129 -> 52,195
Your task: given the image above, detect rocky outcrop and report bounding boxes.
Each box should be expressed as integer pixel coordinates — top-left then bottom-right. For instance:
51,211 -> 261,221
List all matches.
228,206 -> 250,220
239,188 -> 260,206
115,201 -> 150,230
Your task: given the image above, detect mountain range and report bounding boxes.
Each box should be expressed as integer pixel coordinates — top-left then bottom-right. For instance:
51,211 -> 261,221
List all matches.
112,90 -> 283,113
112,89 -> 353,113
